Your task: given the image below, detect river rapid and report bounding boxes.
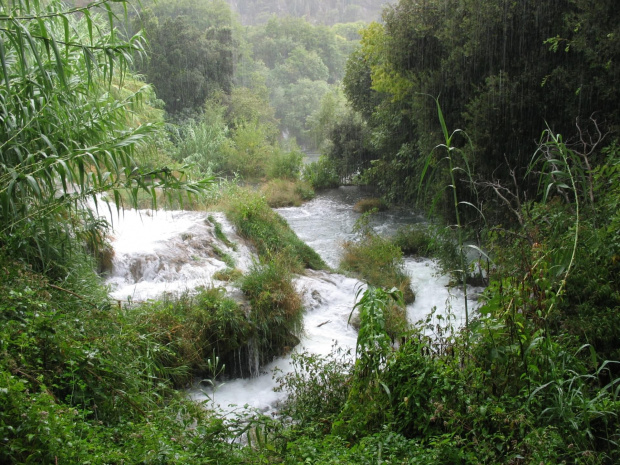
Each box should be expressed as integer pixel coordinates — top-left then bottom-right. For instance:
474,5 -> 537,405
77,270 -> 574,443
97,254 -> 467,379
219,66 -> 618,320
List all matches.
103,187 -> 478,416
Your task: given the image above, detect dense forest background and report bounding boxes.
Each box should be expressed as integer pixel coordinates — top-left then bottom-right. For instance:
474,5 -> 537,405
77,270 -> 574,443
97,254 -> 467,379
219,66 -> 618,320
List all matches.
1,0 -> 620,463
225,0 -> 391,25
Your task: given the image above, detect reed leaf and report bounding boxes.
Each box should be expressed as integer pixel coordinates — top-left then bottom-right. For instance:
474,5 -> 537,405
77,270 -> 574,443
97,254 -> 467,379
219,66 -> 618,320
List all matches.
0,0 -> 211,269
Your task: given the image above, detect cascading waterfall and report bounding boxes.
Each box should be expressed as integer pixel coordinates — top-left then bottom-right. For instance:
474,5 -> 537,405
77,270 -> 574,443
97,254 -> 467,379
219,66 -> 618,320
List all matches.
103,187 -> 480,415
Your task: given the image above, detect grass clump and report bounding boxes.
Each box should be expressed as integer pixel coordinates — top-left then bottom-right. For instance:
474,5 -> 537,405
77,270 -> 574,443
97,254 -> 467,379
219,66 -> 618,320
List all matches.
393,225 -> 434,256
129,287 -> 251,383
340,216 -> 414,304
241,259 -> 304,363
260,179 -> 315,207
224,187 -> 326,271
207,214 -> 237,250
353,197 -> 388,213
212,244 -> 236,268
213,267 -> 243,282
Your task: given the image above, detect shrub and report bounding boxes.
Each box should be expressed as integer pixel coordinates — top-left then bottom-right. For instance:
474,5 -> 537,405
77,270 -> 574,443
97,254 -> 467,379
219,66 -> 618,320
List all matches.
130,287 -> 251,385
274,346 -> 353,430
340,233 -> 414,304
303,155 -> 340,189
393,226 -> 434,256
353,198 -> 388,213
266,148 -> 304,180
261,179 -> 315,207
242,260 -> 304,364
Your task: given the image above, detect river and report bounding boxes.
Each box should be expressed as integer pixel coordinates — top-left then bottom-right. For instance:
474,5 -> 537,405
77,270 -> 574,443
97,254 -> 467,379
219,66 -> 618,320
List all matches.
104,187 -> 478,415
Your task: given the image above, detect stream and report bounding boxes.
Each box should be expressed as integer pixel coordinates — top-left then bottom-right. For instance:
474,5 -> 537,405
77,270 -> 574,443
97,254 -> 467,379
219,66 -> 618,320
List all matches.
104,187 -> 478,416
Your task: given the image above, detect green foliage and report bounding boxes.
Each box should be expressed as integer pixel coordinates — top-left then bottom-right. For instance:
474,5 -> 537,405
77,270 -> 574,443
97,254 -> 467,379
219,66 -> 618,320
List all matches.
266,148 -> 304,180
260,179 -> 315,207
232,1 -> 384,25
130,287 -> 251,383
353,197 -> 388,213
303,155 -> 340,189
393,226 -> 434,256
170,109 -> 230,175
137,2 -> 236,114
0,253 -> 248,464
213,267 -> 243,282
340,0 -> 620,210
224,187 -> 326,270
334,287 -> 403,439
0,0 -> 211,272
241,260 -> 303,363
222,120 -> 275,178
325,111 -> 376,182
340,213 -> 414,303
246,16 -> 360,149
275,346 -> 353,429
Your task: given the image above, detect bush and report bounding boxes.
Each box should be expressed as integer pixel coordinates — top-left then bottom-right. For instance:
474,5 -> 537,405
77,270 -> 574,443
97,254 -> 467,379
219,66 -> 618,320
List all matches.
274,346 -> 353,430
261,179 -> 315,207
242,260 -> 304,364
353,198 -> 388,213
340,233 -> 414,304
393,226 -> 434,256
128,287 -> 251,385
303,155 -> 340,189
266,148 -> 304,180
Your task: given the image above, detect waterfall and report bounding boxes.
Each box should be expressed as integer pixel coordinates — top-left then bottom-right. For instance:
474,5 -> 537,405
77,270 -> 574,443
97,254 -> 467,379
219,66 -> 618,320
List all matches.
104,187 -> 481,415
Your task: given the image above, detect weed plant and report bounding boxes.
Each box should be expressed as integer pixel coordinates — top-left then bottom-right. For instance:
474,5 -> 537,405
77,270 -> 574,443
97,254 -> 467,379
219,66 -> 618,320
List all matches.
213,267 -> 243,282
207,214 -> 237,250
241,259 -> 304,365
274,345 -> 353,431
128,287 -> 251,384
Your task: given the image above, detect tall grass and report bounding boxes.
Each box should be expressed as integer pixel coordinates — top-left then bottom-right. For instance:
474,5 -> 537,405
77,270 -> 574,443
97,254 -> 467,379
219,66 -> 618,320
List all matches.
224,187 -> 326,271
340,212 -> 414,304
242,259 -> 304,365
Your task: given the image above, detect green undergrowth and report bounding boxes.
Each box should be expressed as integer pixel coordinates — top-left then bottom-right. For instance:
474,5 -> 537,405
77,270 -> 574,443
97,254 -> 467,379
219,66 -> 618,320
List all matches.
302,155 -> 340,190
353,197 -> 388,213
128,287 -> 252,382
340,212 -> 414,304
241,259 -> 304,365
0,253 -> 266,464
224,186 -> 327,271
207,214 -> 237,250
260,178 -> 315,207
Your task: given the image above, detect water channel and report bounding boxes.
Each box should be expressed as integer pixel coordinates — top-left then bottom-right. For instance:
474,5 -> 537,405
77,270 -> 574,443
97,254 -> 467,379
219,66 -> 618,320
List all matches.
104,186 -> 478,416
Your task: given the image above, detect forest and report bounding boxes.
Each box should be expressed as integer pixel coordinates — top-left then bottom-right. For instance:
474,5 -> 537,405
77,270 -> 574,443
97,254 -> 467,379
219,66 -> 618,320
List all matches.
0,0 -> 619,464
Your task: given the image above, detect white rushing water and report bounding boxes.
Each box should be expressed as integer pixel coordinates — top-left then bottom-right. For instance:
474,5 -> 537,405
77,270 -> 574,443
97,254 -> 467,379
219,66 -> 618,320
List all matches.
104,187 -> 479,415
104,209 -> 254,302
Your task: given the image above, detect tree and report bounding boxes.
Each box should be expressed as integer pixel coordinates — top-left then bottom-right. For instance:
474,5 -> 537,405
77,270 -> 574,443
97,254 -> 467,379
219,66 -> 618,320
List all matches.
135,0 -> 237,114
141,14 -> 234,114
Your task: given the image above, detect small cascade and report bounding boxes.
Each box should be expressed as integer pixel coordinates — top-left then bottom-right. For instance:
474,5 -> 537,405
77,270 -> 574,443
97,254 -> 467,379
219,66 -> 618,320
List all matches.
104,187 -> 481,416
104,209 -> 254,302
